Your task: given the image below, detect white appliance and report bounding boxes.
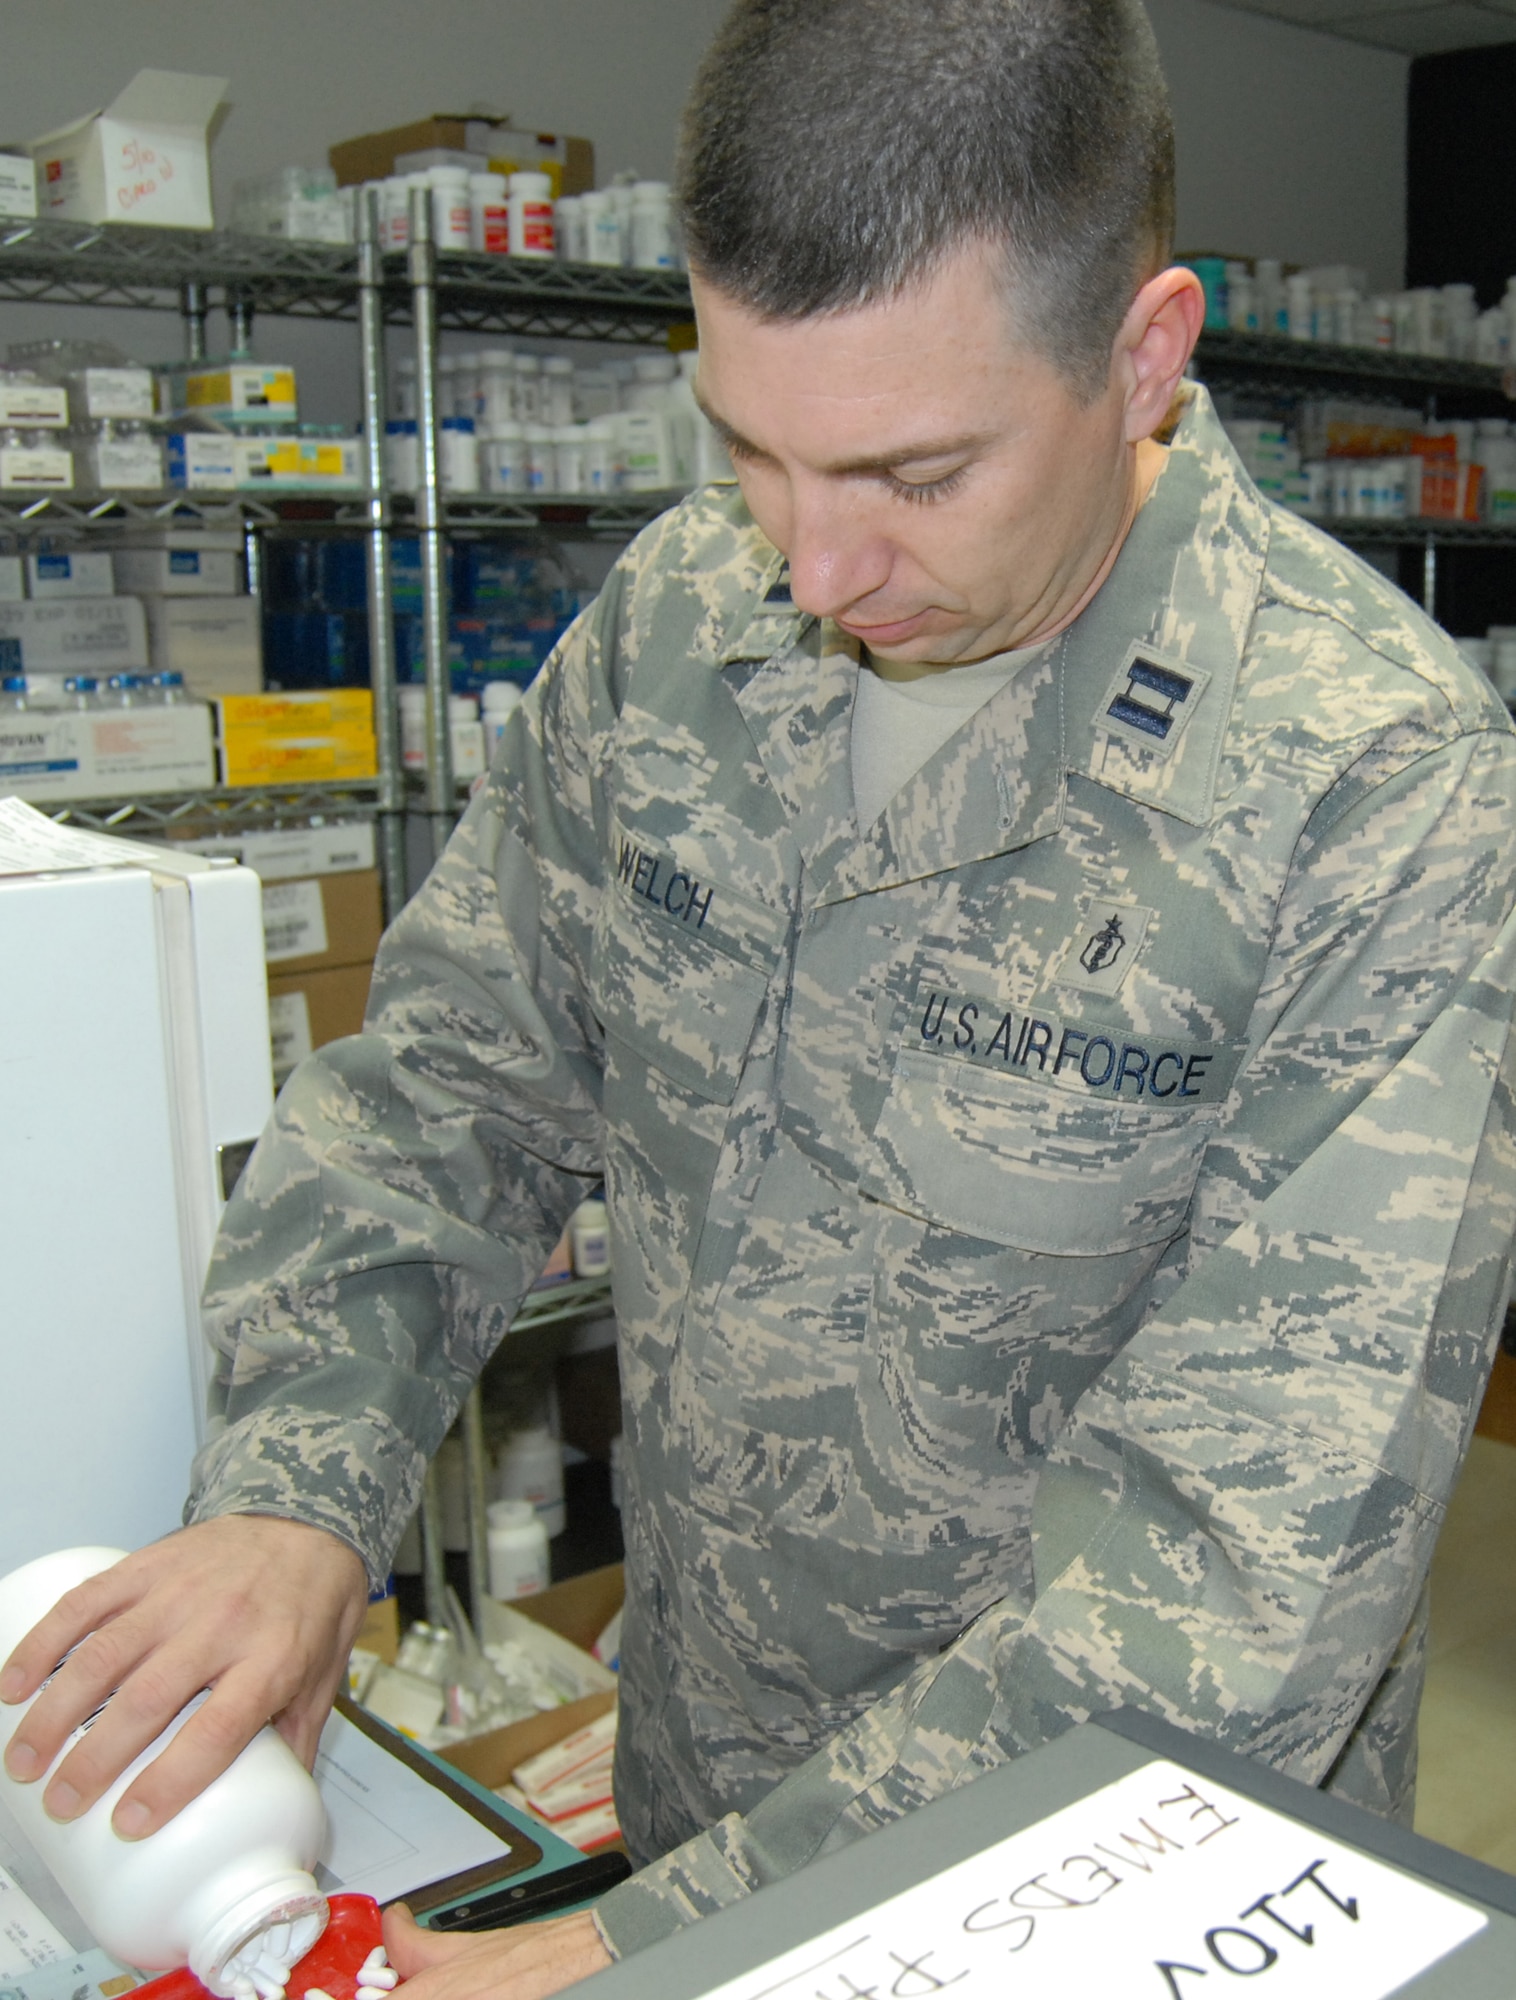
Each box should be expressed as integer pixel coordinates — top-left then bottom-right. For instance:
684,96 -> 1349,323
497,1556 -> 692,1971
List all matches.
0,798 -> 272,1575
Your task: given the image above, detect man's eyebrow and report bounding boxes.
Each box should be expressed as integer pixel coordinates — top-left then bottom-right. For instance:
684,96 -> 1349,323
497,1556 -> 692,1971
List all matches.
694,393 -> 994,476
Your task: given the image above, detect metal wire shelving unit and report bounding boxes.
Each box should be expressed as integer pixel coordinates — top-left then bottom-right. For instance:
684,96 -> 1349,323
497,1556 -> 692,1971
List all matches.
0,212 -> 697,911
1193,328 -> 1516,621
1,210 -> 672,1628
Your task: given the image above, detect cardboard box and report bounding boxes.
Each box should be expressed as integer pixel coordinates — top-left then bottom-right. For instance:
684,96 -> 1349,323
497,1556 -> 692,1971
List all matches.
27,71 -> 228,230
0,558 -> 25,604
170,430 -> 364,491
68,365 -> 157,420
0,153 -> 38,220
0,381 -> 69,427
267,960 -> 373,1078
219,733 -> 378,787
0,700 -> 214,803
0,443 -> 71,490
170,363 -> 298,423
329,116 -> 593,199
217,689 -> 373,735
0,598 -> 148,674
116,535 -> 243,596
215,689 -> 377,784
441,1566 -> 624,1792
173,819 -> 376,881
144,596 -> 261,698
26,551 -> 116,600
262,866 -> 383,972
87,432 -> 165,490
165,431 -> 238,491
237,434 -> 363,490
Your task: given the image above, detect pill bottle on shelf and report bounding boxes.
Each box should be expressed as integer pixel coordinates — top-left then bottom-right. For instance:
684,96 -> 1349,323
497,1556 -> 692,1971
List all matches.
429,167 -> 473,253
0,1547 -> 328,2000
470,173 -> 509,255
507,173 -> 556,259
495,1427 -> 566,1538
487,1500 -> 550,1599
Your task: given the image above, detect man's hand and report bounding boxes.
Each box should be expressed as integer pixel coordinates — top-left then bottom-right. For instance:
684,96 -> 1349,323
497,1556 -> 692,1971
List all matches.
383,1906 -> 611,2000
0,1516 -> 368,1839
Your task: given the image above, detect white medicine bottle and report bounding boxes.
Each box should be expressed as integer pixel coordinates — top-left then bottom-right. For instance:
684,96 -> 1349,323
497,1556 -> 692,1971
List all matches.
0,1547 -> 328,2000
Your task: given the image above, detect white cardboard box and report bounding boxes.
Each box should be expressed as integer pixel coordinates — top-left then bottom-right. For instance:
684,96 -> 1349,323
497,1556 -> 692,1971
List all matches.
27,71 -> 228,230
0,444 -> 72,490
0,701 -> 214,802
174,820 -> 376,880
164,432 -> 238,490
0,153 -> 38,219
0,558 -> 24,604
26,551 -> 116,600
143,595 -> 261,696
0,382 -> 69,427
115,542 -> 242,595
0,598 -> 148,675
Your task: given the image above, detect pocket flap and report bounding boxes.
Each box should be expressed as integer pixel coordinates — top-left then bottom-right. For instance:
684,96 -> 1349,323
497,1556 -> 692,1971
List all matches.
864,1048 -> 1211,1254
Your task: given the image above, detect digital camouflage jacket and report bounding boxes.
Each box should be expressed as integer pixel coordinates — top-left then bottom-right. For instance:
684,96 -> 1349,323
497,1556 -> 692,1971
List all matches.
188,387 -> 1516,1954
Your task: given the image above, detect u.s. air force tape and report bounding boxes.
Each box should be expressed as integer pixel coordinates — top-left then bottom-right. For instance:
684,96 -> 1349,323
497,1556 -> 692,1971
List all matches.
912,989 -> 1241,1105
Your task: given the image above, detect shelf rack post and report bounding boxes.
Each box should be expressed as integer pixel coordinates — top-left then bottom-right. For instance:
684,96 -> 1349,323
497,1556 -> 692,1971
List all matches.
180,281 -> 208,363
228,293 -> 254,359
357,187 -> 408,920
460,1387 -> 493,1631
408,187 -> 456,862
418,1454 -> 450,1630
1423,534 -> 1438,620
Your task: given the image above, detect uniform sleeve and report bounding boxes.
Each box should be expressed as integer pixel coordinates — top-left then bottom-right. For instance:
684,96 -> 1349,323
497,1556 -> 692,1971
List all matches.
184,564 -> 629,1588
594,722 -> 1516,1956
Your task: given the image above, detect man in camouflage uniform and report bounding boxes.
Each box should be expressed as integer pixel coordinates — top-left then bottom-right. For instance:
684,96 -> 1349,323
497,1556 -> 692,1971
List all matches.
6,1 -> 1514,1995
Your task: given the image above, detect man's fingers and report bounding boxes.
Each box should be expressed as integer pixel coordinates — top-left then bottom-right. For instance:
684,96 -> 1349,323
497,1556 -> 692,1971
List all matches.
2,1521 -> 369,1836
4,1611 -> 162,1789
105,1668 -> 280,1839
0,1564 -> 139,1706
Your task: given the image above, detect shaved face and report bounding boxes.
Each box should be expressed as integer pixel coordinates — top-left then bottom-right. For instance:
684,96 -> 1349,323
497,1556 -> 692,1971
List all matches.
692,245 -> 1160,671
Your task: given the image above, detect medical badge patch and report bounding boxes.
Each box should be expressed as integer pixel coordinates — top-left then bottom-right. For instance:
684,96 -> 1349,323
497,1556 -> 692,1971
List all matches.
1052,898 -> 1155,997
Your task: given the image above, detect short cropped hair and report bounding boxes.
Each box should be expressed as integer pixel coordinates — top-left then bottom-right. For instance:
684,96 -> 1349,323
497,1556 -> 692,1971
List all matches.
677,0 -> 1175,399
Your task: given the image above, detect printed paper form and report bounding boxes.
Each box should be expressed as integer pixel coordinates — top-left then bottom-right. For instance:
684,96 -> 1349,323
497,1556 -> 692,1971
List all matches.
0,1865 -> 71,1980
695,1760 -> 1486,2000
313,1705 -> 523,1906
0,798 -> 180,878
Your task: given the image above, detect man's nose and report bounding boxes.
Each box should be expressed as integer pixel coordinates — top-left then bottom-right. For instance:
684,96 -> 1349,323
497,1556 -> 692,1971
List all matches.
783,489 -> 893,623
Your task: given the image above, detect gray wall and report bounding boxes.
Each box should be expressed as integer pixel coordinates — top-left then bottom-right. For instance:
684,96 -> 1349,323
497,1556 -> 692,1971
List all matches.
1150,0 -> 1408,292
0,0 -> 1408,423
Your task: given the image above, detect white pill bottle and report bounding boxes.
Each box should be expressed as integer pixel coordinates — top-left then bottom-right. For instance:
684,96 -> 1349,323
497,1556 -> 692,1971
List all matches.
0,1547 -> 328,2000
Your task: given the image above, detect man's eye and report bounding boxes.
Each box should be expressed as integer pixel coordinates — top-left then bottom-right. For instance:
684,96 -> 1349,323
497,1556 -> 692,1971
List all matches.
884,468 -> 968,506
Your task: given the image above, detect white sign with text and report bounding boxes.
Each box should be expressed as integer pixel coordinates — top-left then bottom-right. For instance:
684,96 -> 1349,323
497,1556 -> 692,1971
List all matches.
696,1760 -> 1485,2000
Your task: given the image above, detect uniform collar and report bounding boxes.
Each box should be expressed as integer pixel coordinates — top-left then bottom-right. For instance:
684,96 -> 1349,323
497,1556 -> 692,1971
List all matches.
1059,381 -> 1270,828
714,383 -> 1268,894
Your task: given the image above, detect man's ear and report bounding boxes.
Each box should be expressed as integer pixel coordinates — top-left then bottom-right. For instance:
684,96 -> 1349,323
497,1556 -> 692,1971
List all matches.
1115,267 -> 1206,444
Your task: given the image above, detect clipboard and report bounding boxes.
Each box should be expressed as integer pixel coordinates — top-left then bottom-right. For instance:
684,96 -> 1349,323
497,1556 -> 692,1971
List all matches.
317,1694 -> 543,1915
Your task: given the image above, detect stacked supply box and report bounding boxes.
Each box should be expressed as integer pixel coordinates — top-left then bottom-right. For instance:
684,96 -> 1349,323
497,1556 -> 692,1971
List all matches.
172,821 -> 382,1081
115,530 -> 263,701
0,695 -> 214,803
213,689 -> 377,785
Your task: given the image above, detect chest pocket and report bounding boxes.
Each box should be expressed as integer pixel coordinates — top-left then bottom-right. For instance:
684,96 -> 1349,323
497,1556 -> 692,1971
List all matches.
861,1046 -> 1214,1255
590,830 -> 790,1106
